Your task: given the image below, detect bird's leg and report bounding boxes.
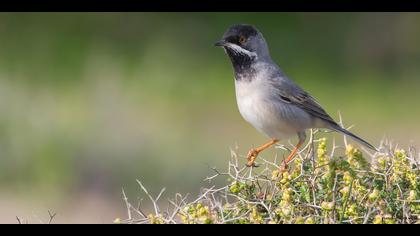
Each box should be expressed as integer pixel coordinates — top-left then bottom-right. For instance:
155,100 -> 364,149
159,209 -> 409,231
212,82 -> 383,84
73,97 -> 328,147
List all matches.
280,132 -> 306,172
279,141 -> 303,172
246,139 -> 278,167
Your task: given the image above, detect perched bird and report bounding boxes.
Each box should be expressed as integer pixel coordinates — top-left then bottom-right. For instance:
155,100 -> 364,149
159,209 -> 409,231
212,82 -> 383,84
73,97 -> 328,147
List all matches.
214,24 -> 376,169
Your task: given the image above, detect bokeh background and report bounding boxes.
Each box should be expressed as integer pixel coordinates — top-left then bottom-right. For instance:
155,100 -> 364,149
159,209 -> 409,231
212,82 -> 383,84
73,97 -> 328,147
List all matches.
0,13 -> 419,223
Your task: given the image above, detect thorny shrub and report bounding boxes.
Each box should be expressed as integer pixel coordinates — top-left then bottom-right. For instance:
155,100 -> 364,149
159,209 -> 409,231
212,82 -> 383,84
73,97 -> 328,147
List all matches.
118,131 -> 420,224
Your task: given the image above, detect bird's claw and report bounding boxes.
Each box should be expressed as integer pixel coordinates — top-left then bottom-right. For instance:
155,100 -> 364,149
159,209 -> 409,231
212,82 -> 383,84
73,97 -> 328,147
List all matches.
245,162 -> 260,168
279,160 -> 289,173
246,149 -> 259,168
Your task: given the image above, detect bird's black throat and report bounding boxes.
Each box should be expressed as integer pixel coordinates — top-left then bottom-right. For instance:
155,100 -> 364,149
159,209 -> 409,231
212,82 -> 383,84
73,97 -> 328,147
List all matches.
225,48 -> 256,82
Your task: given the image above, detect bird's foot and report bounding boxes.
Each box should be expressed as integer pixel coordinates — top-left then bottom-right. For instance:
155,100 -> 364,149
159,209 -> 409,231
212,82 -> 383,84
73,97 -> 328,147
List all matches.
279,143 -> 302,173
246,149 -> 259,167
279,160 -> 289,173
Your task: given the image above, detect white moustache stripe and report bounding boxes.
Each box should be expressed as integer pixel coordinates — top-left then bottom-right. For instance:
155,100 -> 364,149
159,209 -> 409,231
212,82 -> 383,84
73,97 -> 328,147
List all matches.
225,43 -> 257,58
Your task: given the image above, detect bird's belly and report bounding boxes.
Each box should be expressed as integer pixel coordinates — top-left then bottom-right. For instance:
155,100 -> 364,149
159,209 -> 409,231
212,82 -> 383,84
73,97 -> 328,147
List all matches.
237,97 -> 296,139
235,80 -> 306,140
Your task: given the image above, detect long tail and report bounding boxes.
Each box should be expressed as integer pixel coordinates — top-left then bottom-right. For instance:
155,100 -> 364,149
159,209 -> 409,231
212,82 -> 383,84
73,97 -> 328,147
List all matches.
330,124 -> 378,152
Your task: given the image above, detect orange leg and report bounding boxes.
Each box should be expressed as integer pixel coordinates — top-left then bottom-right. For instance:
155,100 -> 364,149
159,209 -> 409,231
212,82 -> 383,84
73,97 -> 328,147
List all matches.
246,139 -> 278,167
280,140 -> 304,172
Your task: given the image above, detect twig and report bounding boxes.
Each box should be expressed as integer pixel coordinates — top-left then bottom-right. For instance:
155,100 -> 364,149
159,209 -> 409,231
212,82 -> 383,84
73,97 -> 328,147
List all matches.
122,188 -> 132,220
47,210 -> 57,224
136,180 -> 166,216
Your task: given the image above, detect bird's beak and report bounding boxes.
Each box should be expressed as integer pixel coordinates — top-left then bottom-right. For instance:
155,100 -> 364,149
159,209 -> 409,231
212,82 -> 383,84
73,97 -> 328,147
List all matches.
214,39 -> 227,47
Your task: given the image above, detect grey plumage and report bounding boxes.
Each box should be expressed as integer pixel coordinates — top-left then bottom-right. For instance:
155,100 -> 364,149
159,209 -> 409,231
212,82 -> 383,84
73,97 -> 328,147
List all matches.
215,24 -> 377,153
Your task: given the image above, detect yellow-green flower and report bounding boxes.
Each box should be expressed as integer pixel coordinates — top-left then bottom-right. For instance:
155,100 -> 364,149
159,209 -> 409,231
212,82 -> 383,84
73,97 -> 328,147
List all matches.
343,171 -> 353,185
373,214 -> 383,224
408,190 -> 417,202
295,216 -> 305,224
317,138 -> 329,169
304,217 -> 315,224
368,189 -> 380,201
340,186 -> 350,196
346,145 -> 369,169
250,207 -> 264,224
271,170 -> 280,180
148,214 -> 164,224
321,201 -> 335,211
383,214 -> 395,224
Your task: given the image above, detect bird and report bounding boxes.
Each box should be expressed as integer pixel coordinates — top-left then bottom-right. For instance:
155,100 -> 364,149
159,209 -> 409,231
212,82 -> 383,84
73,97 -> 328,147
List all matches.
214,24 -> 376,170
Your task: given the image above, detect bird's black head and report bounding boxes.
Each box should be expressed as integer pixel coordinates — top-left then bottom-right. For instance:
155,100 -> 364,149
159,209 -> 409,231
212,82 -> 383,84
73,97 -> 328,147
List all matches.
215,24 -> 270,76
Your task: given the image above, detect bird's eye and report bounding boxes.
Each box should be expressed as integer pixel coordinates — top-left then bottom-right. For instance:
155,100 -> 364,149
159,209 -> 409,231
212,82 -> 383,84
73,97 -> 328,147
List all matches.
239,36 -> 246,44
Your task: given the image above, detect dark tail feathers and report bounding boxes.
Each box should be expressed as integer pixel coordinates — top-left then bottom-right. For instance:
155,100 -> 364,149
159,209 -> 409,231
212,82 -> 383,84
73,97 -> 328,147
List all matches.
330,124 -> 377,152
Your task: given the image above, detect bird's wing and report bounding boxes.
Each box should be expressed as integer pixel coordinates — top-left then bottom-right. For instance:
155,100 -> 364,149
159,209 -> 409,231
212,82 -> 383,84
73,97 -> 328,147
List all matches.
271,76 -> 338,126
268,74 -> 377,151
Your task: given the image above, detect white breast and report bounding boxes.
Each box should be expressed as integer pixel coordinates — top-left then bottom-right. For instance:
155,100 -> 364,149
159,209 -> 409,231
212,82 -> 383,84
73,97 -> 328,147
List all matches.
235,75 -> 310,140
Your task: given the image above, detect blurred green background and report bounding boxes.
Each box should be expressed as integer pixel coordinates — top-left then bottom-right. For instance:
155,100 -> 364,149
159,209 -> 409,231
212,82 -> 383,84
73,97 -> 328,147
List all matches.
0,13 -> 419,223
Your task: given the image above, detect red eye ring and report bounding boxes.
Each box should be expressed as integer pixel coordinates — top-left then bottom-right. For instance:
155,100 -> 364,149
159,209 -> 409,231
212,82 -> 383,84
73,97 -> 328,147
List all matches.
239,36 -> 246,44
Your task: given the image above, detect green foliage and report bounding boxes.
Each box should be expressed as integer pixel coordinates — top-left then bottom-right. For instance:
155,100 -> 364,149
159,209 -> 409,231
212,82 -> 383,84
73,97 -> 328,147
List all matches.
124,137 -> 420,224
